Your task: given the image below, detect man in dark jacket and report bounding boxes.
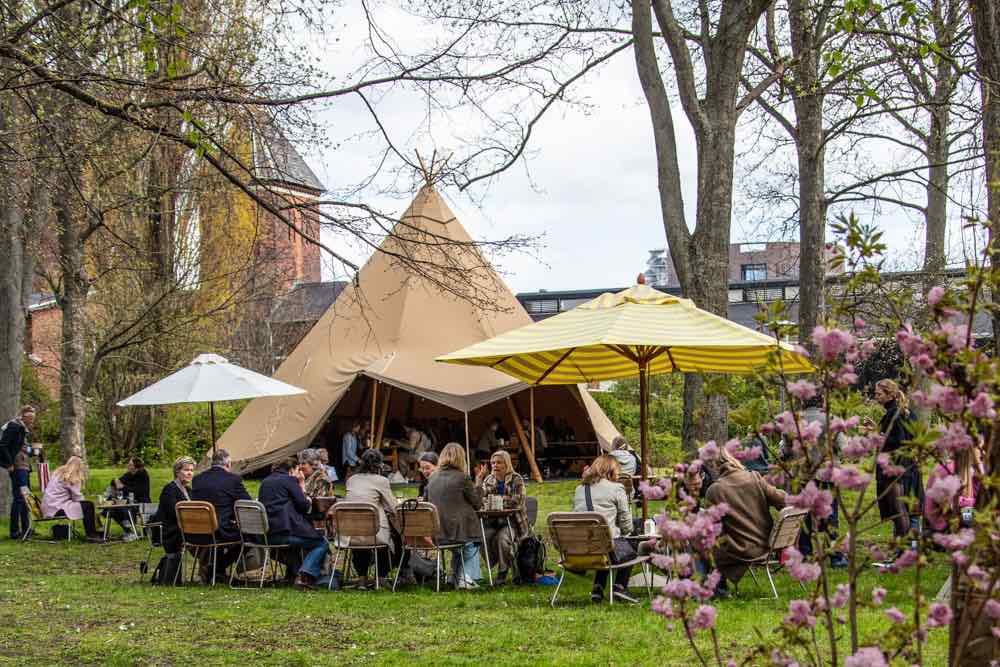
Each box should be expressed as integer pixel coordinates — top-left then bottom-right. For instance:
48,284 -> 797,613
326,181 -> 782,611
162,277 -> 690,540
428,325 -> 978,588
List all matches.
1,406 -> 37,539
192,449 -> 251,581
259,458 -> 330,590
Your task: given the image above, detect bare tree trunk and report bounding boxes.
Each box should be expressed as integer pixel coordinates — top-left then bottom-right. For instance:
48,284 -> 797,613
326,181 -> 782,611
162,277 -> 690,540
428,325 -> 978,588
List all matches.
969,0 -> 1000,354
55,171 -> 89,460
789,0 -> 829,347
924,101 -> 950,275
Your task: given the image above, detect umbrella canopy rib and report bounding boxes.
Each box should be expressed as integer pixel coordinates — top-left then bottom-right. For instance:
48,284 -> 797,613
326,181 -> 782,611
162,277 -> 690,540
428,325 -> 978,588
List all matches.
537,347 -> 576,384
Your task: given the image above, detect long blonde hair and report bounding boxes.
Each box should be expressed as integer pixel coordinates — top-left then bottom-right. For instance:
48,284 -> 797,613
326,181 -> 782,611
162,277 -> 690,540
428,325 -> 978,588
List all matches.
876,379 -> 909,414
53,455 -> 87,487
439,442 -> 468,473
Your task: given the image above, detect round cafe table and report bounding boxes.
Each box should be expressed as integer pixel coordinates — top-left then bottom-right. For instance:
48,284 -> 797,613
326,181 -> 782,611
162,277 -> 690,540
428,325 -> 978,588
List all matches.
96,502 -> 141,542
476,507 -> 518,586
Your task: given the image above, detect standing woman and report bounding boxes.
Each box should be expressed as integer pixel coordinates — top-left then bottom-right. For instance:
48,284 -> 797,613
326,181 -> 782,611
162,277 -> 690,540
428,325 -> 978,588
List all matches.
40,455 -> 102,541
425,442 -> 483,589
150,456 -> 195,554
874,379 -> 920,541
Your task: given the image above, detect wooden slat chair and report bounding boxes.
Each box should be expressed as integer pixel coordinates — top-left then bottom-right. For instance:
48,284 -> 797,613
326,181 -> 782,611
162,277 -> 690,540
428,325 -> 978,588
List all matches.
175,500 -> 240,587
546,511 -> 652,606
391,502 -> 468,593
330,501 -> 392,590
22,492 -> 76,543
231,500 -> 290,589
735,507 -> 809,599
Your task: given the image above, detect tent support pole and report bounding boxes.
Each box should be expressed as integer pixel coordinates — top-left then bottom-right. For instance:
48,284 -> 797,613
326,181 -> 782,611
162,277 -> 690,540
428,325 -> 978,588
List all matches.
463,412 -> 471,472
374,385 -> 393,449
506,397 -> 542,483
370,379 -> 378,442
210,402 -> 217,456
639,361 -> 649,521
530,386 -> 536,459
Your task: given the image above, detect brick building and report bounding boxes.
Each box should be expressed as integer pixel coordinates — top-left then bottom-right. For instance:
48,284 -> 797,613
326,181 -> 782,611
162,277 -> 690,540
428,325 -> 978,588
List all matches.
27,124 -> 333,394
644,241 -> 844,288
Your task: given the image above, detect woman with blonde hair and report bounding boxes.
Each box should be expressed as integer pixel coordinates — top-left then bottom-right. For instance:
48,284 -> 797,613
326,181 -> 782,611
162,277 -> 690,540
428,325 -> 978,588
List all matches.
425,442 -> 483,588
474,449 -> 528,584
874,378 -> 921,541
40,455 -> 102,540
150,456 -> 196,554
572,453 -> 637,603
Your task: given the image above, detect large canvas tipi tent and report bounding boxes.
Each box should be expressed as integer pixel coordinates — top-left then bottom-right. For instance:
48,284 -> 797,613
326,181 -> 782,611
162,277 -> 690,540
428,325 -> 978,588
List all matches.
219,184 -> 619,474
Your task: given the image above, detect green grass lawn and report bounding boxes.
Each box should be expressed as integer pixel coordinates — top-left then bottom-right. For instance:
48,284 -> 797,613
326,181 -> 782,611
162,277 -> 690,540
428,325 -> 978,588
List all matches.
0,469 -> 949,666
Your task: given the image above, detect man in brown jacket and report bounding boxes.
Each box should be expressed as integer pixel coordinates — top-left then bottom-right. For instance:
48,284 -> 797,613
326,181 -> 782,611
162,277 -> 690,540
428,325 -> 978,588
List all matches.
705,449 -> 786,594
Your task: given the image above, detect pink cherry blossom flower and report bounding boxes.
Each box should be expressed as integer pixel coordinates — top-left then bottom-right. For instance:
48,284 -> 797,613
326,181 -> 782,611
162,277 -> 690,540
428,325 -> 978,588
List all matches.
783,547 -> 821,583
640,481 -> 667,500
787,481 -> 834,520
784,599 -> 816,628
787,380 -> 817,401
651,596 -> 674,618
830,416 -> 860,433
871,587 -> 886,605
831,465 -> 871,491
892,549 -> 918,571
831,584 -> 849,609
698,441 -> 719,462
811,326 -> 856,361
877,454 -> 905,477
969,392 -> 997,419
885,607 -> 906,624
724,438 -> 763,462
844,647 -> 888,667
854,317 -> 866,329
933,528 -> 975,551
691,605 -> 717,631
927,285 -> 945,306
984,599 -> 1000,620
926,474 -> 961,508
927,602 -> 953,628
927,384 -> 965,414
934,422 -> 974,453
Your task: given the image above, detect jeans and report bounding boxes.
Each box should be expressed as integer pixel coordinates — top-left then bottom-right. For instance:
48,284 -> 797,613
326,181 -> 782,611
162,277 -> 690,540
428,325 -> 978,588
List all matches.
450,543 -> 481,583
10,469 -> 29,537
279,534 -> 330,578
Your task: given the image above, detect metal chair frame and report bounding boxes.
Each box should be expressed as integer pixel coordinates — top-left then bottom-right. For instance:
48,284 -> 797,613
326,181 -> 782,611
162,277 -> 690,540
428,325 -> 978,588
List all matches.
547,511 -> 652,607
329,501 -> 392,591
230,500 -> 289,589
391,502 -> 469,593
175,500 -> 240,587
21,492 -> 77,543
735,507 -> 809,599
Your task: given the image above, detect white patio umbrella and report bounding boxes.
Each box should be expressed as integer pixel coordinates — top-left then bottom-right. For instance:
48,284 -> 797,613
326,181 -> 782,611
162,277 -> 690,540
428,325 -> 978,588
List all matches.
117,353 -> 307,454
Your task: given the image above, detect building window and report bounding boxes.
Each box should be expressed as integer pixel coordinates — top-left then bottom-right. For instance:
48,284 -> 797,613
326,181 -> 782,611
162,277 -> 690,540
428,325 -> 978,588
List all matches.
741,263 -> 767,282
525,299 -> 559,314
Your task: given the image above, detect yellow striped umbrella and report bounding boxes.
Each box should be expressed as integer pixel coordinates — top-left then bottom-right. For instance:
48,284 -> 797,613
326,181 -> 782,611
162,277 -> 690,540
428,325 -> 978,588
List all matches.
437,283 -> 811,515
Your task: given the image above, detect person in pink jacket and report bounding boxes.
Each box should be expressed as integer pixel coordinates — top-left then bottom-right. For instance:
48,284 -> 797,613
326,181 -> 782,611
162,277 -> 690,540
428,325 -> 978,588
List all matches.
40,456 -> 101,540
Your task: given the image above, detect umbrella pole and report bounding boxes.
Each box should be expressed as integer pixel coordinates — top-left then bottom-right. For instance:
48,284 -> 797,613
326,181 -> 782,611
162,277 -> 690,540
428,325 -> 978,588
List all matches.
639,363 -> 649,521
464,411 -> 471,472
210,401 -> 217,456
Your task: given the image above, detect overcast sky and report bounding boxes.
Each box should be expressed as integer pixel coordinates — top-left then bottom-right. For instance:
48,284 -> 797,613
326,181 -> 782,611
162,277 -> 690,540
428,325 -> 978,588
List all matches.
295,4 -> 981,296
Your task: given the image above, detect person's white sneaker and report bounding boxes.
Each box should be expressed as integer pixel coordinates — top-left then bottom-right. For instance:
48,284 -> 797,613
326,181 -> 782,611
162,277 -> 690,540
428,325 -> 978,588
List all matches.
122,532 -> 140,543
456,578 -> 479,590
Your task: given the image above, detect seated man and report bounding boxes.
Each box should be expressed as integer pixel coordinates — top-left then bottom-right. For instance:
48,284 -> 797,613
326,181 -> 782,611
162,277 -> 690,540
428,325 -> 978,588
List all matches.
191,448 -> 251,582
475,450 -> 528,585
259,457 -> 331,591
706,448 -> 786,595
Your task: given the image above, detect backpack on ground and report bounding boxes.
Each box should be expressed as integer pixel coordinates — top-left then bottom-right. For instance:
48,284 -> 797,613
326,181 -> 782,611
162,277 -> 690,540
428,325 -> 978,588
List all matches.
514,533 -> 546,584
150,553 -> 182,586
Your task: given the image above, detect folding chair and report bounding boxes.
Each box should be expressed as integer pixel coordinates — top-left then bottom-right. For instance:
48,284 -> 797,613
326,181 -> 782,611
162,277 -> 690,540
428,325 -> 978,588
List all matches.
231,500 -> 289,589
547,511 -> 652,606
525,497 -> 539,529
22,492 -> 76,543
737,507 -> 809,599
175,501 -> 240,586
329,502 -> 392,590
391,502 -> 470,593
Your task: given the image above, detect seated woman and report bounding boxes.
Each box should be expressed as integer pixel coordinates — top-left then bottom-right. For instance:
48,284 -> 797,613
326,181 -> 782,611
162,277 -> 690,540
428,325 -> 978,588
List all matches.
705,448 -> 786,596
343,449 -> 398,587
417,452 -> 439,500
105,456 -> 151,541
474,450 -> 528,585
572,453 -> 637,603
299,449 -> 334,499
149,456 -> 196,554
425,442 -> 483,589
40,455 -> 102,541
